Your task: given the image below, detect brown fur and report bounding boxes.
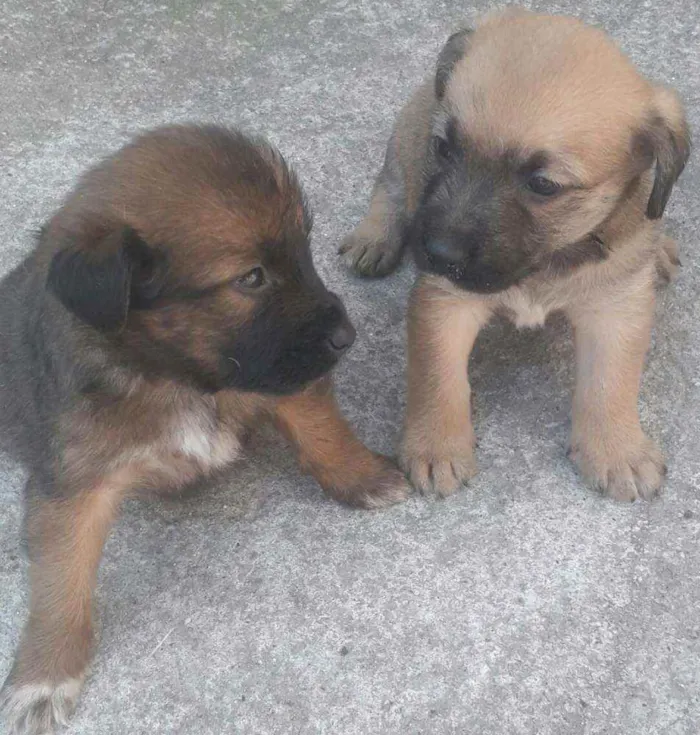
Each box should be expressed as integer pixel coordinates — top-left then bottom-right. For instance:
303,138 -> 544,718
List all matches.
276,378 -> 407,509
0,125 -> 408,735
341,10 -> 690,500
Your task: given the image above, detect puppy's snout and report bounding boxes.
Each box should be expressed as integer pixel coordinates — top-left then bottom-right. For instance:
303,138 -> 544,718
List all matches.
426,228 -> 486,264
322,291 -> 356,354
425,238 -> 464,264
328,320 -> 356,354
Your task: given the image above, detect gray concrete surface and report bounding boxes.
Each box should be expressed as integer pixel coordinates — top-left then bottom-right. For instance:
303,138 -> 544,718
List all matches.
1,1 -> 699,733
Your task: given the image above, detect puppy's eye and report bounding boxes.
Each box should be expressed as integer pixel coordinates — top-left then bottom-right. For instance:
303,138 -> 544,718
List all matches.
527,175 -> 562,197
235,267 -> 266,290
434,136 -> 452,161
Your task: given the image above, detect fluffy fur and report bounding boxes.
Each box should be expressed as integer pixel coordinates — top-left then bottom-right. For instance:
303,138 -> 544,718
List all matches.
340,9 -> 690,500
0,125 -> 408,735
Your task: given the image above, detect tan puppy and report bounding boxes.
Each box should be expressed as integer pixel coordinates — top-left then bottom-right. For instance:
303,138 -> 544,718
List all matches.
340,9 -> 690,500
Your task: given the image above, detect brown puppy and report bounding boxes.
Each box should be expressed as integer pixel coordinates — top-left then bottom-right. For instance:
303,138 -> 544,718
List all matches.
341,10 -> 690,500
0,125 -> 408,734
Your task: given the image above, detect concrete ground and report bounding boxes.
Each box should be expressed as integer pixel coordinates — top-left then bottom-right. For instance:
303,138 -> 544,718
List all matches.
1,1 -> 699,733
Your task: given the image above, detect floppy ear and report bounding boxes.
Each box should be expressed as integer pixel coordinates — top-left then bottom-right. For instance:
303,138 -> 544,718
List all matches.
644,87 -> 691,219
435,28 -> 473,100
47,226 -> 167,331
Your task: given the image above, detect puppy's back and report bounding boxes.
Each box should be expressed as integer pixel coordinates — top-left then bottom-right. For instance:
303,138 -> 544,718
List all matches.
0,252 -> 76,473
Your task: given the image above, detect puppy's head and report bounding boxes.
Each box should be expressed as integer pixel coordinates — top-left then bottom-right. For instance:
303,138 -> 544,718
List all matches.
46,125 -> 355,394
413,10 -> 691,293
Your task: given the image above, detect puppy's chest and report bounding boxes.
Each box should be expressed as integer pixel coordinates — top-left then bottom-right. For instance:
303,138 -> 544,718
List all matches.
166,407 -> 241,470
110,387 -> 244,477
498,289 -> 554,329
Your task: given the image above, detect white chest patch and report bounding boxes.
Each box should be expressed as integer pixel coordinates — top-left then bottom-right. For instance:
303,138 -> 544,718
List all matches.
501,289 -> 550,329
170,410 -> 241,470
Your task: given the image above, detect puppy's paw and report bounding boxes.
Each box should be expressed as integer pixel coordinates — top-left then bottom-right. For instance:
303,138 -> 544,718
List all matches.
569,435 -> 666,501
338,232 -> 401,277
326,455 -> 411,510
0,676 -> 82,735
400,431 -> 477,497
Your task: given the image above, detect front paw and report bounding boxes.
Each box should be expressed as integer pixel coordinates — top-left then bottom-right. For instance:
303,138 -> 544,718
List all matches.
1,676 -> 83,735
338,232 -> 401,278
400,427 -> 477,497
569,434 -> 666,501
325,455 -> 411,510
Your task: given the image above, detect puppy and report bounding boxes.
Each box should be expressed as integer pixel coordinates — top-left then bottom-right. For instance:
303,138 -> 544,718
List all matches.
340,9 -> 690,500
0,125 -> 408,734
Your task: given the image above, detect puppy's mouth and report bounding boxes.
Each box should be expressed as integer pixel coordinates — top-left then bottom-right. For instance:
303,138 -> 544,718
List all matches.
415,244 -> 532,294
219,315 -> 357,396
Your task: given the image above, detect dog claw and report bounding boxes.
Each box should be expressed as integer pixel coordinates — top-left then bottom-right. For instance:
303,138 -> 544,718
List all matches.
339,233 -> 402,278
569,436 -> 666,501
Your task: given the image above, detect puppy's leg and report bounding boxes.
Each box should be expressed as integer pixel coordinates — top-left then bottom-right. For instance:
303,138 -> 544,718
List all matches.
275,379 -> 410,509
400,276 -> 492,497
655,234 -> 681,285
339,131 -> 408,277
566,275 -> 665,501
1,476 -> 126,734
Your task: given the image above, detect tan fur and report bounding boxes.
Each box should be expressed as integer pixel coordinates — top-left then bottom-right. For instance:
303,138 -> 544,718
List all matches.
339,82 -> 435,275
400,277 -> 491,495
342,10 -> 690,500
566,267 -> 664,500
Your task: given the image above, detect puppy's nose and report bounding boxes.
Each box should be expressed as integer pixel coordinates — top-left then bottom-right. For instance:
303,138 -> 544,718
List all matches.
328,320 -> 356,353
425,238 -> 464,264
